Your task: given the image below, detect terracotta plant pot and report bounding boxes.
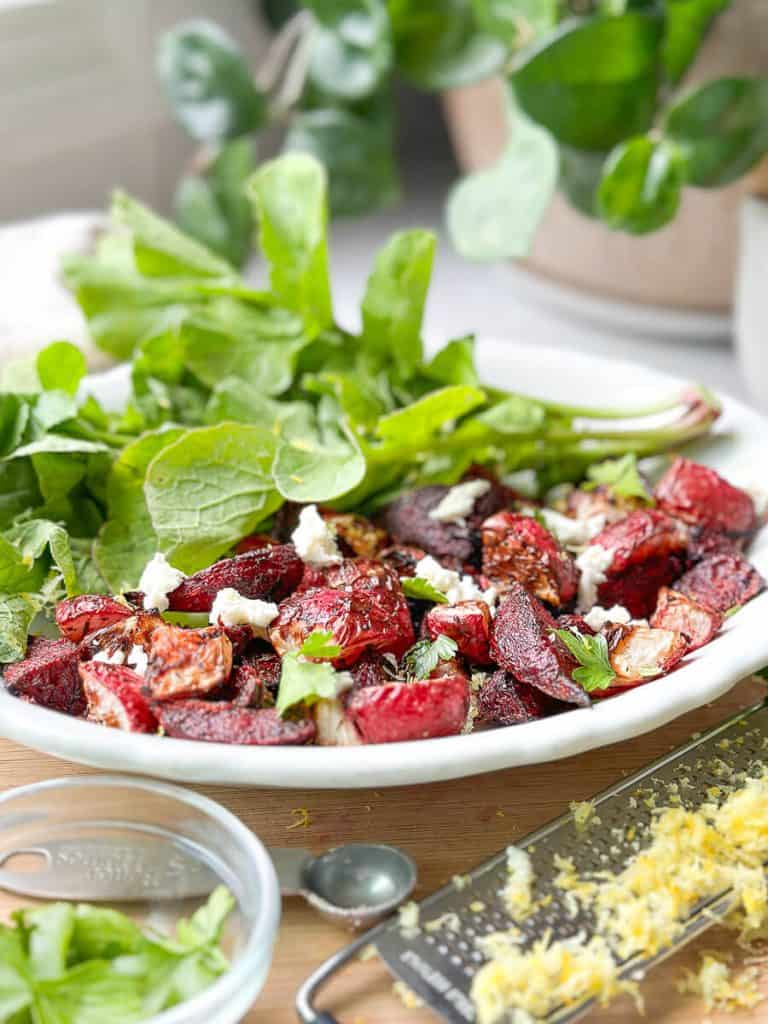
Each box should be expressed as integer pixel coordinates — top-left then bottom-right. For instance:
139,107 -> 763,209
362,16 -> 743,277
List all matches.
442,0 -> 768,329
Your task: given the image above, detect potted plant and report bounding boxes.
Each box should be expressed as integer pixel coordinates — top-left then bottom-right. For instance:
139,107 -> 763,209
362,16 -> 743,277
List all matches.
156,1 -> 768,334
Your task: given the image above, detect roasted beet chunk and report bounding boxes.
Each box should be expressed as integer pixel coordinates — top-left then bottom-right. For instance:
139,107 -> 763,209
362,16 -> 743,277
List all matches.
674,554 -> 764,614
650,587 -> 722,652
4,637 -> 84,716
384,480 -> 504,570
481,512 -> 579,607
79,661 -> 158,733
153,701 -> 316,745
166,545 -> 304,612
320,511 -> 388,558
55,595 -> 133,643
566,484 -> 646,526
79,612 -> 163,664
477,670 -> 558,725
379,545 -> 426,577
145,625 -> 233,700
490,582 -> 589,706
602,623 -> 687,691
423,601 -> 492,664
346,673 -> 469,743
655,457 -> 757,536
591,509 -> 688,617
310,558 -> 403,595
227,652 -> 282,706
270,584 -> 414,667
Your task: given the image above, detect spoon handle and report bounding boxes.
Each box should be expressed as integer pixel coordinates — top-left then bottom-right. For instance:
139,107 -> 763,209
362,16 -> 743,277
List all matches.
267,846 -> 312,895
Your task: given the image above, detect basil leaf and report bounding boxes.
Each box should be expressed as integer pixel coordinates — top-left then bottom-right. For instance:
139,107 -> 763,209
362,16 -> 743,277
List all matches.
390,0 -> 506,90
597,136 -> 686,234
447,102 -> 557,261
662,0 -> 731,83
247,154 -> 334,335
0,593 -> 41,663
36,342 -> 87,397
511,11 -> 663,150
174,137 -> 256,268
112,191 -> 236,280
273,423 -> 366,502
361,229 -> 435,378
157,19 -> 267,142
305,0 -> 392,101
144,423 -> 281,572
284,108 -> 400,217
276,651 -> 347,715
664,77 -> 768,187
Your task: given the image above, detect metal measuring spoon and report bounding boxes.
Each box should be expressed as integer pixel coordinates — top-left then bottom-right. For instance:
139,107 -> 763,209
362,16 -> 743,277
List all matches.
0,836 -> 416,931
272,843 -> 417,930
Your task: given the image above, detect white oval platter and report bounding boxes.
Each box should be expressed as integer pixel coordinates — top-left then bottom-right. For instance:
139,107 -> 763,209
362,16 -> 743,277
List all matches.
1,340 -> 766,788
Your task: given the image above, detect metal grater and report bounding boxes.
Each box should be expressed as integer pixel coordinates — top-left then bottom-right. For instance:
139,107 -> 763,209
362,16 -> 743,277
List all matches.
296,699 -> 768,1023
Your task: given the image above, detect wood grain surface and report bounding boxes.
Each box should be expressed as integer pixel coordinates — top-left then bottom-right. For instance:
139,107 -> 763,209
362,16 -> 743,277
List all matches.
1,676 -> 767,1023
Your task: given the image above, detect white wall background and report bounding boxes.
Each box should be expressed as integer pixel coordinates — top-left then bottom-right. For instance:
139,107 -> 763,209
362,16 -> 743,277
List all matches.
0,0 -> 271,220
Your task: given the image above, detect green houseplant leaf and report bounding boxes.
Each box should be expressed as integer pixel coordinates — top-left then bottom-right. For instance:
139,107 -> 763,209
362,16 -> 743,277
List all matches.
447,101 -> 558,261
284,108 -> 400,217
597,136 -> 686,234
510,10 -> 663,151
157,19 -> 267,142
664,77 -> 768,187
389,0 -> 506,91
662,0 -> 731,83
305,0 -> 393,102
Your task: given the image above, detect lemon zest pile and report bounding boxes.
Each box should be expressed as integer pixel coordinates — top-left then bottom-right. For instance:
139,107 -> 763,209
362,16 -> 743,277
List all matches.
398,900 -> 421,939
677,953 -> 762,1012
472,772 -> 768,1023
503,845 -> 535,920
570,800 -> 601,832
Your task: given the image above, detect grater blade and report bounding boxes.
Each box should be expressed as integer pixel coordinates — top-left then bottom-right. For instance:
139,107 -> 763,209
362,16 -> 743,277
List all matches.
365,698 -> 768,1023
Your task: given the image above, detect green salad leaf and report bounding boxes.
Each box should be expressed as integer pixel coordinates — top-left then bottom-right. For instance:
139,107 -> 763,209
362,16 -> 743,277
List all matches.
585,453 -> 651,502
0,154 -> 722,661
298,631 -> 343,659
400,577 -> 449,604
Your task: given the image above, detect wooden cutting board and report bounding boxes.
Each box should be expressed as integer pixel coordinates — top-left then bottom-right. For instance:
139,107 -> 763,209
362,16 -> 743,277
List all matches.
1,675 -> 766,1023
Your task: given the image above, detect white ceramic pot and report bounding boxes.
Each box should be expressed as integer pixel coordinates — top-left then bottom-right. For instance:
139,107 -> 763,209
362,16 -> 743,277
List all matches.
442,0 -> 768,341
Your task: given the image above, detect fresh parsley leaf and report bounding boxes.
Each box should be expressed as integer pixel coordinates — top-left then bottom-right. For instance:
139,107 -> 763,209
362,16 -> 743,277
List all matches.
276,651 -> 350,716
553,628 -> 616,692
400,577 -> 449,604
585,454 -> 651,502
402,634 -> 458,681
298,631 -> 343,660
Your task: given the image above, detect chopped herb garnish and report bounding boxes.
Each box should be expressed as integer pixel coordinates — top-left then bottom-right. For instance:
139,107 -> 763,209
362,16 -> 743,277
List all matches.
553,628 -> 616,692
400,577 -> 449,604
298,630 -> 342,659
403,634 -> 458,681
585,454 -> 651,503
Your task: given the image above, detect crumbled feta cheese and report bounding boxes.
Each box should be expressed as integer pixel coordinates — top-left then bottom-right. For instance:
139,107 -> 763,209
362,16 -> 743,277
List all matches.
575,544 -> 615,611
428,479 -> 491,523
127,644 -> 148,677
208,588 -> 279,632
539,508 -> 606,549
291,504 -> 342,566
414,555 -> 497,609
138,552 -> 186,612
582,604 -> 632,631
92,648 -> 126,665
